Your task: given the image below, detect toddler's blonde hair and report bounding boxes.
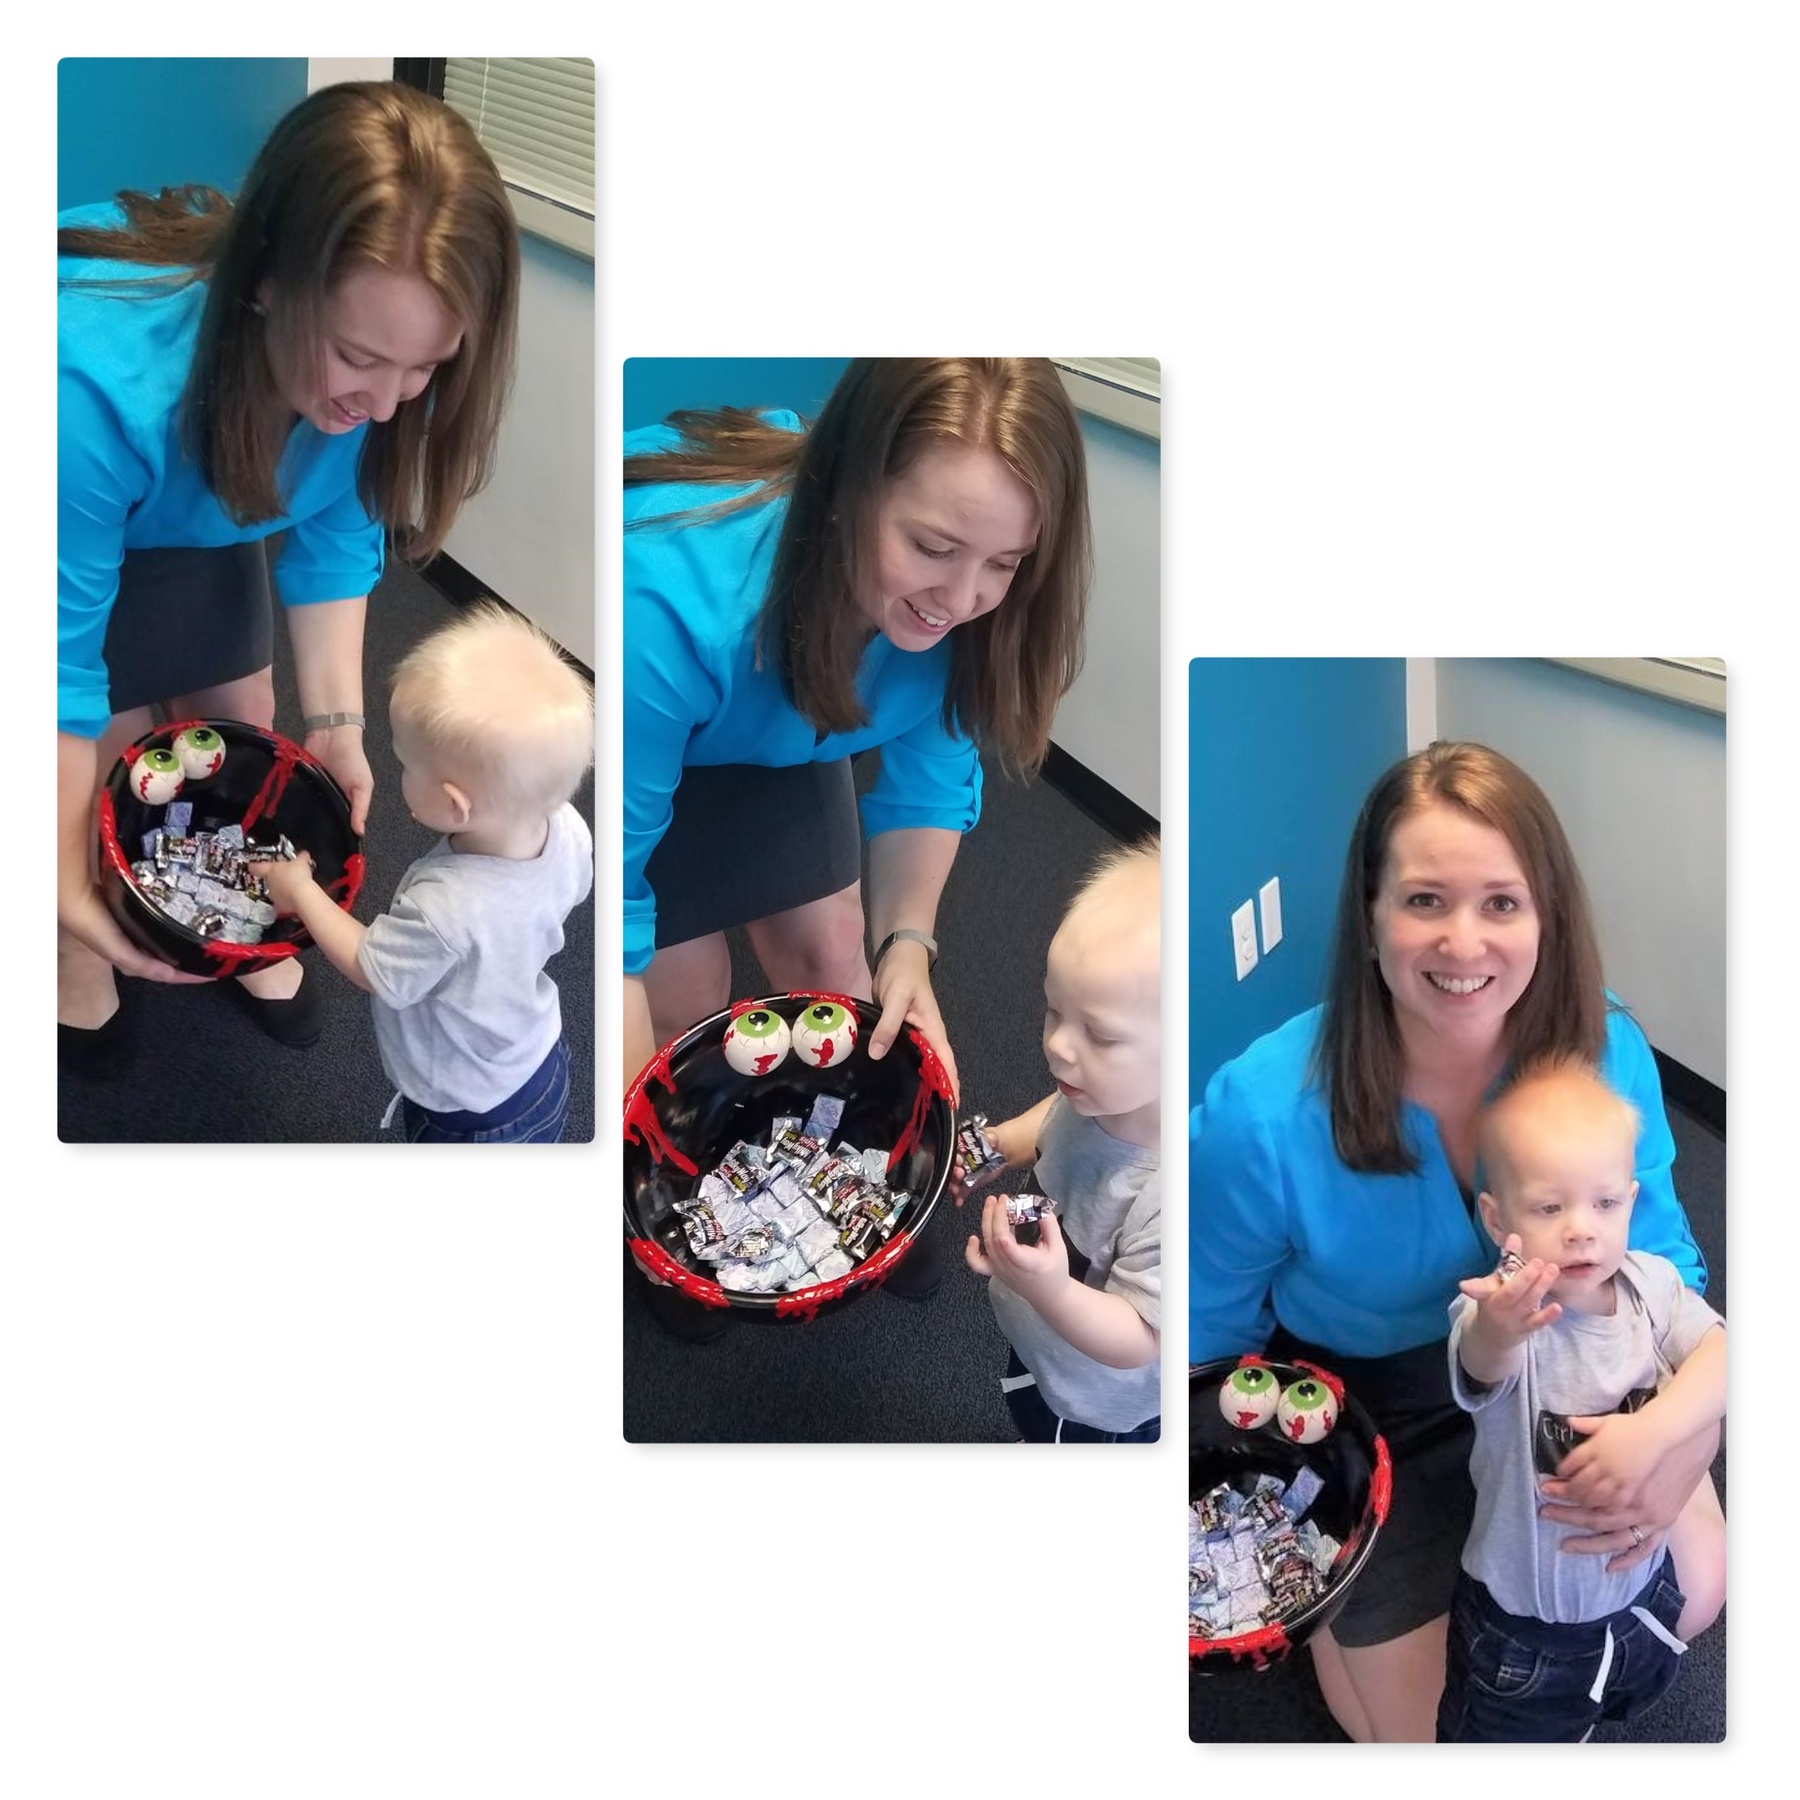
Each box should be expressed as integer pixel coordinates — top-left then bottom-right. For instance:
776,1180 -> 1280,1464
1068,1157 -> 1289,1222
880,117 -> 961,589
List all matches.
390,600 -> 593,818
1477,1054 -> 1641,1201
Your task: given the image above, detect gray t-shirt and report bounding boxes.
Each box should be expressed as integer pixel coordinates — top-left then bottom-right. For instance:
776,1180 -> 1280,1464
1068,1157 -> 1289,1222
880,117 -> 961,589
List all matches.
358,804 -> 594,1113
1447,1249 -> 1722,1622
987,1097 -> 1160,1432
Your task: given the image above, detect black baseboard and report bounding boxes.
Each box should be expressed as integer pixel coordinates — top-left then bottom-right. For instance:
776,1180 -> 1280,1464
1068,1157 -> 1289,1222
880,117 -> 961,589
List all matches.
414,552 -> 594,683
417,550 -> 493,610
1041,742 -> 1158,843
1654,1048 -> 1725,1137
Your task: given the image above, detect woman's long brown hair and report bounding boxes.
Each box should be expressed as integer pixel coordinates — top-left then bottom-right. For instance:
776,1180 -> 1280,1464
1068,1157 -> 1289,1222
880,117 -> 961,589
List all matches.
59,81 -> 519,561
1314,740 -> 1609,1173
624,358 -> 1091,773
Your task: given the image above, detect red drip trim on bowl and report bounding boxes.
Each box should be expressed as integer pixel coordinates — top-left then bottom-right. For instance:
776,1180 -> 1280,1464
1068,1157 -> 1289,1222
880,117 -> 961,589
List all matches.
772,1226 -> 913,1319
240,731 -> 302,835
1371,1434 -> 1393,1524
328,851 -> 366,911
888,1024 -> 955,1179
1192,1620 -> 1292,1669
96,791 -> 131,879
628,1238 -> 729,1308
622,1043 -> 699,1175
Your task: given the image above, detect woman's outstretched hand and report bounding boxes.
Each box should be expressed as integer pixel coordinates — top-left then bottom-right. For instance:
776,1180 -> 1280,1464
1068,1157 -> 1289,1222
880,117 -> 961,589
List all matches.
867,937 -> 960,1104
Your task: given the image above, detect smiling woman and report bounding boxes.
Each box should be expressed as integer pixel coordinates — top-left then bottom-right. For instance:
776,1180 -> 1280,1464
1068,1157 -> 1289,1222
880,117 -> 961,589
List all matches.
1190,740 -> 1723,1741
57,79 -> 520,1076
620,357 -> 1093,1339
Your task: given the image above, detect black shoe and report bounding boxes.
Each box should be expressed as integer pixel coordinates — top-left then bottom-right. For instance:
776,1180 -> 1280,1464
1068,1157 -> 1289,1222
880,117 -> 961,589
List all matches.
639,1275 -> 732,1343
883,1214 -> 947,1302
57,1006 -> 134,1081
224,959 -> 325,1049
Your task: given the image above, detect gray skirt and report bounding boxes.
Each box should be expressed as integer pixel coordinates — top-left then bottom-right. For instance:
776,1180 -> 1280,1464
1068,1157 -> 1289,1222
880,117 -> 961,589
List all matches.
647,759 -> 863,949
102,542 -> 275,716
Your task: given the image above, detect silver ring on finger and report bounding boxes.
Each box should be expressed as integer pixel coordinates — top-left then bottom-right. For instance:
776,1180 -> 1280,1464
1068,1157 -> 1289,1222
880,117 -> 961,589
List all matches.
1629,1524 -> 1645,1547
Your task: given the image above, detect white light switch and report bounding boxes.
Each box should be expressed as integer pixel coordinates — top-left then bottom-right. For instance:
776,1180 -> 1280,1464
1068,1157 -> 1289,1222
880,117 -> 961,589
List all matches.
1259,876 -> 1284,952
1232,900 -> 1259,981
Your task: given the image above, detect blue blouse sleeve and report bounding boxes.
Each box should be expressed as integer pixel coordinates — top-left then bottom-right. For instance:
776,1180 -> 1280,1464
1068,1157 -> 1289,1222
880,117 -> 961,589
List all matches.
271,470 -> 385,606
57,351 -> 142,739
1188,1091 -> 1288,1365
857,706 -> 984,840
621,535 -> 726,977
1606,1005 -> 1708,1293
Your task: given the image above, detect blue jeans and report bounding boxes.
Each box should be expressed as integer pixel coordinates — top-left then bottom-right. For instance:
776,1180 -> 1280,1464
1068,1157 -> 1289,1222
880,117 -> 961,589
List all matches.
1436,1557 -> 1689,1742
399,1038 -> 571,1144
1000,1349 -> 1159,1443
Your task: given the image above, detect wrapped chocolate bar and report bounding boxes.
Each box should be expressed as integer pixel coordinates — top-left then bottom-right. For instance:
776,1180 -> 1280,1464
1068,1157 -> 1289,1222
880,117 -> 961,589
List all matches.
1003,1193 -> 1055,1227
953,1113 -> 1008,1189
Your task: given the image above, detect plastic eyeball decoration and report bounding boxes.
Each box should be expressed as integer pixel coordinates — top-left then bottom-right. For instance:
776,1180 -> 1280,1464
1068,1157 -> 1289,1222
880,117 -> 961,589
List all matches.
131,747 -> 186,806
1219,1363 -> 1282,1430
791,1001 -> 858,1069
723,1006 -> 792,1077
1277,1377 -> 1339,1445
172,725 -> 226,781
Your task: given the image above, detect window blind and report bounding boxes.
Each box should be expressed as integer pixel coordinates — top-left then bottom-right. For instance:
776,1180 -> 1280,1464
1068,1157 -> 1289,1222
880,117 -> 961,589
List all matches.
441,58 -> 594,256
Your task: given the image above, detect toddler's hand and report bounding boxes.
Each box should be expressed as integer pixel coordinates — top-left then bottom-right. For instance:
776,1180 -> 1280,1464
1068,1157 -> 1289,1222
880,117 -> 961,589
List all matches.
964,1191 -> 1070,1309
1458,1233 -> 1562,1341
249,851 -> 318,914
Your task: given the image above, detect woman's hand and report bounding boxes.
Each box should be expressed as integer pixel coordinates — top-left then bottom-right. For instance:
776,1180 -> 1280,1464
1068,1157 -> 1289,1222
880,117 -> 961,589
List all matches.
59,877 -> 203,984
1540,1417 -> 1721,1573
867,937 -> 960,1103
307,725 -> 373,836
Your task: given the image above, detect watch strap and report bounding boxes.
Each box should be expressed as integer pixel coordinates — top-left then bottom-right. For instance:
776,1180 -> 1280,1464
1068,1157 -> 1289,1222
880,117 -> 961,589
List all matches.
873,927 -> 938,970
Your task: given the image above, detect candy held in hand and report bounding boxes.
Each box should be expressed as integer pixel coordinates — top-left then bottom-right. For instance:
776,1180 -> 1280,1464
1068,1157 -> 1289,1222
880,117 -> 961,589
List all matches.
1003,1193 -> 1055,1227
1219,1363 -> 1282,1429
132,748 -> 186,805
791,1001 -> 857,1068
1277,1377 -> 1338,1444
723,1006 -> 792,1076
1496,1245 -> 1527,1279
172,725 -> 226,781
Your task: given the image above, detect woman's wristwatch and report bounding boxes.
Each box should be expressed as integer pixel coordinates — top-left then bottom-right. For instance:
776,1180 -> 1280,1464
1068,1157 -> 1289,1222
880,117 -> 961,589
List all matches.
873,928 -> 937,971
301,712 -> 366,732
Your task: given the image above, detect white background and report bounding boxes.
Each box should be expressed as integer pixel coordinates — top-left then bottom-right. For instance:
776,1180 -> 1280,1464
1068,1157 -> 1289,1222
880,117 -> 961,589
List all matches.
17,7 -> 1792,1792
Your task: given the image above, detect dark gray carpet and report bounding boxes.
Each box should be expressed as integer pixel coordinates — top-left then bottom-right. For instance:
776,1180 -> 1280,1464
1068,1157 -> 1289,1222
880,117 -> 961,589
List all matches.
621,750 -> 1132,1442
57,556 -> 595,1145
1188,1101 -> 1728,1742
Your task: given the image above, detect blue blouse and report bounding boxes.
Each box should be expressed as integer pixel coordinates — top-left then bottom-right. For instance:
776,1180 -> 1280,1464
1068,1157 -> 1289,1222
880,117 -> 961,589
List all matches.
58,202 -> 385,738
623,416 -> 982,975
1189,1003 -> 1707,1363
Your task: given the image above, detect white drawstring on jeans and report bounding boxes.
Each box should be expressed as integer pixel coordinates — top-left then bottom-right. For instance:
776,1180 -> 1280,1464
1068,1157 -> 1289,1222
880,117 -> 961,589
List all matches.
1587,1606 -> 1688,1703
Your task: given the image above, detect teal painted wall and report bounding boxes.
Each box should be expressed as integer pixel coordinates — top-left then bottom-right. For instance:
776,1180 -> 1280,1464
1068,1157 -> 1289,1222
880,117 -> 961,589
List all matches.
623,358 -> 851,432
1189,658 -> 1407,1098
59,58 -> 308,210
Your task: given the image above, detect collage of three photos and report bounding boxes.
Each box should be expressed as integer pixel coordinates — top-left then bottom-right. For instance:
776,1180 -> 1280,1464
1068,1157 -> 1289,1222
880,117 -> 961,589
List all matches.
56,59 -> 1727,1747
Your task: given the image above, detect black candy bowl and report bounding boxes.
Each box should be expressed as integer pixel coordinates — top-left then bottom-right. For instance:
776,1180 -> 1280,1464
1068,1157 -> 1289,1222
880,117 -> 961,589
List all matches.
99,717 -> 363,980
1189,1356 -> 1391,1671
623,993 -> 956,1323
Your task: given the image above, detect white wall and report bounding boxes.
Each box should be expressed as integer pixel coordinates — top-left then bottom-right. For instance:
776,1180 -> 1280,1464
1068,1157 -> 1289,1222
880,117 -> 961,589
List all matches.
307,59 -> 390,92
1049,412 -> 1160,817
441,232 -> 595,668
1432,657 -> 1726,1087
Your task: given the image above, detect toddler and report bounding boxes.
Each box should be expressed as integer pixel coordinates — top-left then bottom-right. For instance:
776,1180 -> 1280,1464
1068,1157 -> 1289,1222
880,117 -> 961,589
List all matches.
1440,1056 -> 1726,1741
964,838 -> 1160,1442
256,601 -> 594,1142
